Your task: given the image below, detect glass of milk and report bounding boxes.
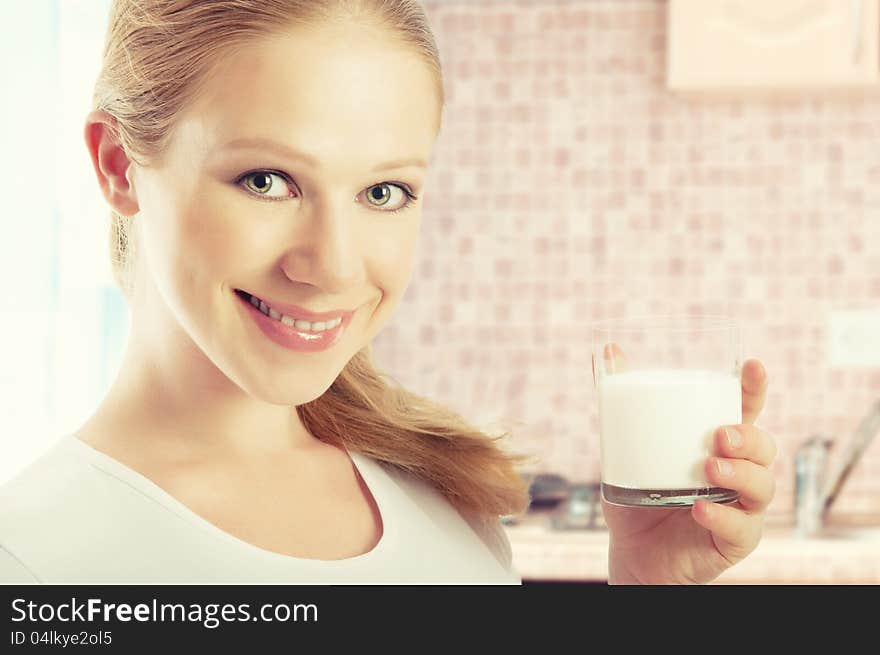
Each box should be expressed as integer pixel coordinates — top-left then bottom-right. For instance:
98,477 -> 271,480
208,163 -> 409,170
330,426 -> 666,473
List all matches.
592,315 -> 742,507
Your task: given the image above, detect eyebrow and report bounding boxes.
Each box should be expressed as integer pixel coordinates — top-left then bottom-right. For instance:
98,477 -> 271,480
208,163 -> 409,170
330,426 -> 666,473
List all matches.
216,137 -> 427,172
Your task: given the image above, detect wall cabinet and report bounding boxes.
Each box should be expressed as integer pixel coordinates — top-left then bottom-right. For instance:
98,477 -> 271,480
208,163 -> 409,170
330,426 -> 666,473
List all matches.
668,0 -> 880,91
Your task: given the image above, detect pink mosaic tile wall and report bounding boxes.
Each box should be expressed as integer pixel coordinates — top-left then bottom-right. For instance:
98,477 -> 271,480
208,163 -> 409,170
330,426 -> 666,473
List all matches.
371,0 -> 880,524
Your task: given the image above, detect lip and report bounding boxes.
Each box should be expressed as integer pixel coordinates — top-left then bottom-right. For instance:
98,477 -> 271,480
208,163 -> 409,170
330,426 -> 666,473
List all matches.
235,290 -> 354,353
235,289 -> 355,323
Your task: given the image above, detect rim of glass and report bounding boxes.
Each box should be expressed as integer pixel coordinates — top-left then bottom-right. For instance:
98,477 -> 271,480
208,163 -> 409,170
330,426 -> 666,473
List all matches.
590,314 -> 739,333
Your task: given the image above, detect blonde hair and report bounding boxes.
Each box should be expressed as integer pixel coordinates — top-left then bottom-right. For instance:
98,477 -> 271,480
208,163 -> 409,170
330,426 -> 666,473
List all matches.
92,0 -> 531,522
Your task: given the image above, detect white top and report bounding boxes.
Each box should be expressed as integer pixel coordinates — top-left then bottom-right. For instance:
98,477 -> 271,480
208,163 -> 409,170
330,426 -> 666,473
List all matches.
0,435 -> 520,584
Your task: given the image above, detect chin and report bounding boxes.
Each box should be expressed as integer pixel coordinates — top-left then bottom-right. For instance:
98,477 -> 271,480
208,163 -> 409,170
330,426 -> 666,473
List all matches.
250,369 -> 342,407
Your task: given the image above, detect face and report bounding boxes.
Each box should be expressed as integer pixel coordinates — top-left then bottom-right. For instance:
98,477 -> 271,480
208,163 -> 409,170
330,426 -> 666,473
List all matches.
128,22 -> 441,406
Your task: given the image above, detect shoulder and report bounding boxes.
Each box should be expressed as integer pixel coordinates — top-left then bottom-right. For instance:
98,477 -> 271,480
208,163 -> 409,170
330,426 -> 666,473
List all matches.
0,442 -> 74,583
373,460 -> 515,573
0,543 -> 40,583
0,443 -> 68,515
0,438 -> 90,518
460,511 -> 515,573
0,438 -> 107,582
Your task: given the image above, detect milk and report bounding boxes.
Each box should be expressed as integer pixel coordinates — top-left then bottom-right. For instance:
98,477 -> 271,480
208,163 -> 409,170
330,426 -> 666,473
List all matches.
599,368 -> 742,490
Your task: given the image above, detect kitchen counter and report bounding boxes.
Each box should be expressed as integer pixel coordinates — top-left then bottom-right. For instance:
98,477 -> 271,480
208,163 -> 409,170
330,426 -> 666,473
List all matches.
503,510 -> 880,584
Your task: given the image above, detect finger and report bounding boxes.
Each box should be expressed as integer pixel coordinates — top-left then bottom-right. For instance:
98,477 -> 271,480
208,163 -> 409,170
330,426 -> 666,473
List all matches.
713,424 -> 778,468
705,457 -> 776,512
741,358 -> 768,425
691,499 -> 763,563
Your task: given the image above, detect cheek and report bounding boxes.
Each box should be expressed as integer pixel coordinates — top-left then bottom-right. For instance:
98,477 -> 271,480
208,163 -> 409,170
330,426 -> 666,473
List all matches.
179,199 -> 244,271
179,179 -> 265,279
371,223 -> 419,296
133,193 -> 253,381
361,222 -> 419,332
139,189 -> 245,311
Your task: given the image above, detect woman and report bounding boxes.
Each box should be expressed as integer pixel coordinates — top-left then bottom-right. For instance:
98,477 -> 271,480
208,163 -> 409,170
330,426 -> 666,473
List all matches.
0,0 -> 775,584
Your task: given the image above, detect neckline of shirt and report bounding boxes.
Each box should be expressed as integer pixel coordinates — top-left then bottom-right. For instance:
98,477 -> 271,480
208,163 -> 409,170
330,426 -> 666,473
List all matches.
57,433 -> 394,567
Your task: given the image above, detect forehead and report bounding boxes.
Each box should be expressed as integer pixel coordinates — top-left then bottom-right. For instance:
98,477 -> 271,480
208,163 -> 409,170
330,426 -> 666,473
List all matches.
176,25 -> 441,167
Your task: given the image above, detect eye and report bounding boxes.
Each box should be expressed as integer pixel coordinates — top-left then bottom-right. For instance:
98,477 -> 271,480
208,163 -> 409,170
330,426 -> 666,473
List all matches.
362,183 -> 418,214
236,170 -> 296,200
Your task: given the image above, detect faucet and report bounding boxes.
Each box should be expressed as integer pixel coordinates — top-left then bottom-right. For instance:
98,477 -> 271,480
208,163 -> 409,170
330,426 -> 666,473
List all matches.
794,399 -> 880,536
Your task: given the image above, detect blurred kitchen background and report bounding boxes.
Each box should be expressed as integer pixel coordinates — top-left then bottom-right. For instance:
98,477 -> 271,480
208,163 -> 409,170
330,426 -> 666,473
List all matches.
2,0 -> 879,584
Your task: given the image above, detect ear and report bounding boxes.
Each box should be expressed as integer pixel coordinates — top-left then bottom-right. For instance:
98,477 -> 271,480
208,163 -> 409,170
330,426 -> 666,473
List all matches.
83,109 -> 140,217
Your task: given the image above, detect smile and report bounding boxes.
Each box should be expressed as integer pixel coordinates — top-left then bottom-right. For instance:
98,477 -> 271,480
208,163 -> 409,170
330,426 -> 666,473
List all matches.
238,290 -> 342,332
235,290 -> 353,353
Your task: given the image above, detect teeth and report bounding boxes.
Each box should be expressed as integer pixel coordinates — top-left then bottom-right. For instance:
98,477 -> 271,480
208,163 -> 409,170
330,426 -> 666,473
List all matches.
245,293 -> 342,332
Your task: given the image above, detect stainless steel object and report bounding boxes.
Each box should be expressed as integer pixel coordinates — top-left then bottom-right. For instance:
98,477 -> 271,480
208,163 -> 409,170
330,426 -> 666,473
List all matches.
794,399 -> 880,535
794,435 -> 832,536
527,473 -> 570,509
821,399 -> 880,514
551,483 -> 604,531
500,472 -> 569,526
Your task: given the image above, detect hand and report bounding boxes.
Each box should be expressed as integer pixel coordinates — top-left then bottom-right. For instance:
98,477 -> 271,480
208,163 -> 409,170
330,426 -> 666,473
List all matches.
601,357 -> 777,585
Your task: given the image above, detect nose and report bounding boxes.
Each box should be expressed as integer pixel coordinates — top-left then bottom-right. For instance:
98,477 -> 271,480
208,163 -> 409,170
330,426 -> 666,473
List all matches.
279,196 -> 363,293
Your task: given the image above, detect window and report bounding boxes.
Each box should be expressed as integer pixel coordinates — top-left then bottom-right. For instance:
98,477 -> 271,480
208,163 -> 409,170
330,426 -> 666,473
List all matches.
0,0 -> 121,482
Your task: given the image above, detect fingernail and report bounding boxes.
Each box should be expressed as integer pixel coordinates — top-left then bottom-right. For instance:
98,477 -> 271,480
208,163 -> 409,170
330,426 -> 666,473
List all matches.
715,458 -> 734,477
725,427 -> 742,449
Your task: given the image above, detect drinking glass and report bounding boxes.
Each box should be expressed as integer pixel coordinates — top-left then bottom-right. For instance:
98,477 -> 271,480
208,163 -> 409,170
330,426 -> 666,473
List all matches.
591,315 -> 742,507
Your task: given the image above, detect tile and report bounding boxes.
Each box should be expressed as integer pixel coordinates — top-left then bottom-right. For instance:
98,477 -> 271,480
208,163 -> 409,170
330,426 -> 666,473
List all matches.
378,0 -> 880,521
